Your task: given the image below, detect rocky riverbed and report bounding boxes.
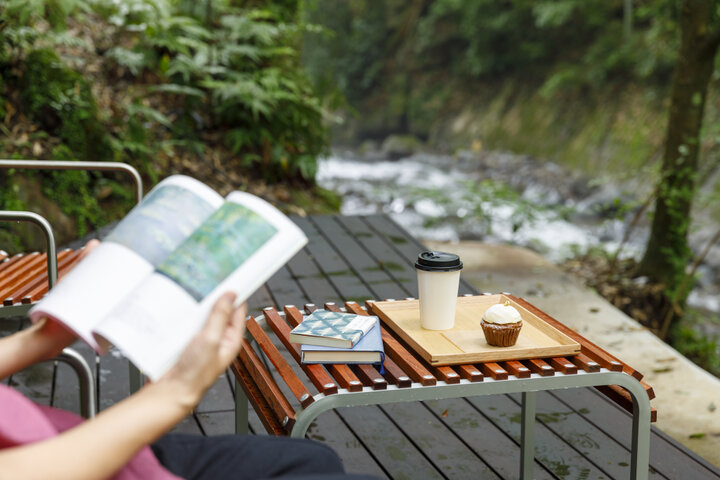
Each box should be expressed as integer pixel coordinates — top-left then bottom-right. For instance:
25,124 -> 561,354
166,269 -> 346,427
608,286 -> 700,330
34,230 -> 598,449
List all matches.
317,147 -> 720,317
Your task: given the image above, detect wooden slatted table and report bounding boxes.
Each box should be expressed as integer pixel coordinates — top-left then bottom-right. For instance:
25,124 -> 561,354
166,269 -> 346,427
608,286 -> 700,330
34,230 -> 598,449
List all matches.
233,295 -> 656,480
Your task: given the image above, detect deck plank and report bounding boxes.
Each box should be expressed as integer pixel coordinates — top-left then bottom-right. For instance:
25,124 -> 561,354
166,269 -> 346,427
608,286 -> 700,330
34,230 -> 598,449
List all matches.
336,216 -> 418,298
309,216 -> 405,301
380,401 -> 503,479
508,391 -> 667,479
97,346 -> 131,411
425,397 -> 556,480
338,405 -> 445,480
555,388 -> 720,479
467,394 -> 611,479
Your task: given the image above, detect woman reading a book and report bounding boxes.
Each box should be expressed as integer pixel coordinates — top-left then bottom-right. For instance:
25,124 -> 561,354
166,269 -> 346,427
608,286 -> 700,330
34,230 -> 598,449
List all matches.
0,241 -> 375,480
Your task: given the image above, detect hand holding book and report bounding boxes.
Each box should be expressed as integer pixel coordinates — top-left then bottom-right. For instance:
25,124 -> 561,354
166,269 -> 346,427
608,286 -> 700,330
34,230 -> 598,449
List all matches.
30,175 -> 308,380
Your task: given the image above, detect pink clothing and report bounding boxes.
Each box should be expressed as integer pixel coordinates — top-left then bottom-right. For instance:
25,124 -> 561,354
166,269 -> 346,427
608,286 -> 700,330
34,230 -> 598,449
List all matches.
0,384 -> 182,479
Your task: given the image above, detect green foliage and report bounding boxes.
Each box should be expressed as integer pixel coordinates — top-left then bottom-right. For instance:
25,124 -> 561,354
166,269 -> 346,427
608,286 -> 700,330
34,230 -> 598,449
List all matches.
99,1 -> 328,183
670,312 -> 720,377
0,0 -> 330,251
303,0 -> 680,135
0,2 -> 126,242
21,49 -> 112,161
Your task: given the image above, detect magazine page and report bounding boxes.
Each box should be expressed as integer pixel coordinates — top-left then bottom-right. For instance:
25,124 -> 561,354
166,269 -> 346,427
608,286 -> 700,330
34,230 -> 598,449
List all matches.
29,175 -> 224,351
94,191 -> 308,380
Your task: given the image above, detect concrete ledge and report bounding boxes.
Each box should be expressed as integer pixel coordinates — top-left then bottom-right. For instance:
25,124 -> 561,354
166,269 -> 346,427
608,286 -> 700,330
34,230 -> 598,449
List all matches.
427,240 -> 720,467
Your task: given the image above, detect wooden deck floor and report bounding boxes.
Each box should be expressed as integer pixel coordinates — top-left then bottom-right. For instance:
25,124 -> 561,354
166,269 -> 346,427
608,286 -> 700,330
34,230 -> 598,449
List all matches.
3,214 -> 720,479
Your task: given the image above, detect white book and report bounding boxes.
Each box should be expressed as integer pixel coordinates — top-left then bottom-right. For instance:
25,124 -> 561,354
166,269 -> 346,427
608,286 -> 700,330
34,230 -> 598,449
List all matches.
30,175 -> 307,381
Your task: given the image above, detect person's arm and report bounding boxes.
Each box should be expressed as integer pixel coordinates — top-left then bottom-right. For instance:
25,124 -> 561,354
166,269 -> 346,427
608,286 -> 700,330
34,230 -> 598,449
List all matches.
0,240 -> 101,380
0,318 -> 77,380
0,292 -> 247,480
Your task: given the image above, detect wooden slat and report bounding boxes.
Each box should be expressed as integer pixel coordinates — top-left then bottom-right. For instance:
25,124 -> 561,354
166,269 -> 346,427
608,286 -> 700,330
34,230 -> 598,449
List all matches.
380,357 -> 412,388
245,315 -> 315,407
569,353 -> 601,373
352,364 -> 387,390
231,359 -> 287,435
595,385 -> 658,422
433,365 -> 461,384
362,301 -> 436,386
4,249 -> 75,305
0,253 -> 45,298
262,307 -> 338,396
321,303 -> 386,390
548,357 -> 578,374
0,253 -> 33,275
457,364 -> 484,382
581,346 -> 624,372
642,380 -> 656,400
0,253 -> 25,274
525,358 -> 555,377
479,362 -> 509,380
239,339 -> 296,431
501,360 -> 531,379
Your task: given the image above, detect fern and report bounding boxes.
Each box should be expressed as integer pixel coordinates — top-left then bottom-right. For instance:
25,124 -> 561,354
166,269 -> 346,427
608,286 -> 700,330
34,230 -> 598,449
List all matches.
105,47 -> 147,76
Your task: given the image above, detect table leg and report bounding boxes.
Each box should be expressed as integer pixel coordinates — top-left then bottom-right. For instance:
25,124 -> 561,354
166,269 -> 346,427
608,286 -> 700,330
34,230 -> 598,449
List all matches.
520,391 -> 536,480
235,378 -> 249,434
631,389 -> 651,480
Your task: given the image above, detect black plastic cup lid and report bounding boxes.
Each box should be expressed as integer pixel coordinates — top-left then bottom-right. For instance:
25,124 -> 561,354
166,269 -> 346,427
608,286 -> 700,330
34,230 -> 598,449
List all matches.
415,251 -> 463,272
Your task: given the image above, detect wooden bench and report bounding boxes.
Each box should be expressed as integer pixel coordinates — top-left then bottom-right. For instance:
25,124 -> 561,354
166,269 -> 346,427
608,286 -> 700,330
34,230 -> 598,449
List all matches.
0,248 -> 84,316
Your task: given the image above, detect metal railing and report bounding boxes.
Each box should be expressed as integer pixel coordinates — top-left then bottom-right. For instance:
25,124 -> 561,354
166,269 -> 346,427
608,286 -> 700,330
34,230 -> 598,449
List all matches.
0,159 -> 143,204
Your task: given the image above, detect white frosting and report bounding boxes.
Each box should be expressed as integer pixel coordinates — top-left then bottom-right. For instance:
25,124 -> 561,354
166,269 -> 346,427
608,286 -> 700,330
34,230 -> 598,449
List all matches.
483,302 -> 522,325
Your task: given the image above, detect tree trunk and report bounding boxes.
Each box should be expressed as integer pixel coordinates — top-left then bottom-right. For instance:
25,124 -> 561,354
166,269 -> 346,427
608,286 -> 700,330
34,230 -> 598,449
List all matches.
637,0 -> 720,302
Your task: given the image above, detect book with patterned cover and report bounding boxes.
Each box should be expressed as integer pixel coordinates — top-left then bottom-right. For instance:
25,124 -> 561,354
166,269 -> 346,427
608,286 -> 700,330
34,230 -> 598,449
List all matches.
289,309 -> 379,348
301,318 -> 384,365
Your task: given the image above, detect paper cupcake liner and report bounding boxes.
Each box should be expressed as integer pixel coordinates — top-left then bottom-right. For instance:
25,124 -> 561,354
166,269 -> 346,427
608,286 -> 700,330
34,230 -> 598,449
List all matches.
480,320 -> 522,347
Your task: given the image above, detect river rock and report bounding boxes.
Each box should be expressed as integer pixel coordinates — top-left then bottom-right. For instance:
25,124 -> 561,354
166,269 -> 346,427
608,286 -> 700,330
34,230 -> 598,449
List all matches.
380,134 -> 424,159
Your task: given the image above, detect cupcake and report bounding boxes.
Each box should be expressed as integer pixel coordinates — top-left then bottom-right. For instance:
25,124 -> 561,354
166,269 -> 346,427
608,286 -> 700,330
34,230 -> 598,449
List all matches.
481,301 -> 523,347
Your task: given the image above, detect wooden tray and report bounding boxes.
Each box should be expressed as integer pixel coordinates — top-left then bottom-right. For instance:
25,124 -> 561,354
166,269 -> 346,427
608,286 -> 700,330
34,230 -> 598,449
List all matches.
369,294 -> 580,365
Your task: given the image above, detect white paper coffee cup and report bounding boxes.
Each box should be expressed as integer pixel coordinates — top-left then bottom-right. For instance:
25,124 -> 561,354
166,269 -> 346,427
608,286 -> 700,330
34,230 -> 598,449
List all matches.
415,251 -> 463,330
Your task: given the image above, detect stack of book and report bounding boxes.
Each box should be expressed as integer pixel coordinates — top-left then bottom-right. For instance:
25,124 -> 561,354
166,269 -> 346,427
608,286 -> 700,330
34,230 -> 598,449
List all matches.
289,309 -> 385,366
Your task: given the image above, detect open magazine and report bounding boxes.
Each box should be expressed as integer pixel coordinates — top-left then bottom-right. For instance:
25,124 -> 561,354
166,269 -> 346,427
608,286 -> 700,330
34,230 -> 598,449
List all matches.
30,175 -> 307,381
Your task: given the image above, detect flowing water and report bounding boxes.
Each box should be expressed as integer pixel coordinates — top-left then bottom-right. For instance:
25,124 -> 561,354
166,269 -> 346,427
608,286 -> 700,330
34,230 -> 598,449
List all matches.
317,149 -> 720,315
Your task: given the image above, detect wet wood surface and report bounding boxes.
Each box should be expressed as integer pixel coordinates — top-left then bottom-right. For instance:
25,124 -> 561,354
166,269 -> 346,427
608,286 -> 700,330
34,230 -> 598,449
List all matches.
2,214 -> 720,479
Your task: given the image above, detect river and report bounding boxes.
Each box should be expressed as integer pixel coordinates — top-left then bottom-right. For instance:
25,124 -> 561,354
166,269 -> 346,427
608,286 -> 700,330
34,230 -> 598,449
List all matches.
317,149 -> 720,316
